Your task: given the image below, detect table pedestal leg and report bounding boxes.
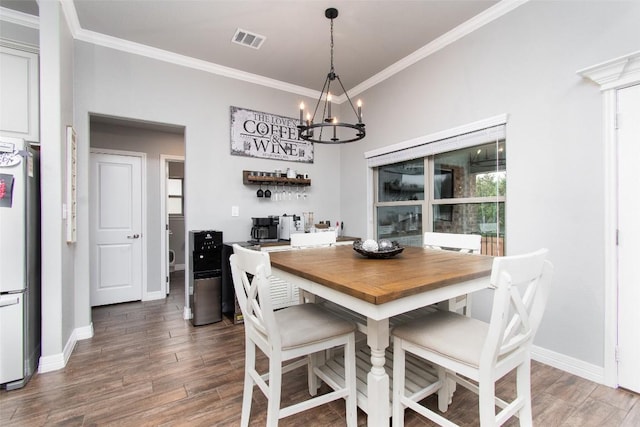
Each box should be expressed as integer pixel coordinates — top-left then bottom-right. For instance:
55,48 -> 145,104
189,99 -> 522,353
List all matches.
366,318 -> 389,426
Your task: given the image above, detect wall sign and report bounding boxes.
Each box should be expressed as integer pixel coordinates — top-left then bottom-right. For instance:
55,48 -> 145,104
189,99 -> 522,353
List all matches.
230,106 -> 313,163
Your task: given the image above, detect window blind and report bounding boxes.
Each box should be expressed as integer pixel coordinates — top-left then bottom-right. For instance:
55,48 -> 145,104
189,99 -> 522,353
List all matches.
365,115 -> 507,168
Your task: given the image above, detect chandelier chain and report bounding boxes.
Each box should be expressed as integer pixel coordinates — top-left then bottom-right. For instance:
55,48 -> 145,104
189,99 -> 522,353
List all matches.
330,18 -> 335,73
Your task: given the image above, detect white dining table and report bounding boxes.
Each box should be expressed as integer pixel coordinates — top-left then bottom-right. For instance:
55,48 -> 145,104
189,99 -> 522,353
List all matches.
269,245 -> 494,427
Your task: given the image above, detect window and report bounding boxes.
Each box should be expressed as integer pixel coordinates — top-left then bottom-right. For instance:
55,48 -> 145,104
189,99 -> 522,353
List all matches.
167,178 -> 183,216
368,118 -> 506,255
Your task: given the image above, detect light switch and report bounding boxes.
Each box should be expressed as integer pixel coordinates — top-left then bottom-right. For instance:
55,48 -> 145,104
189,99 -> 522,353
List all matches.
231,205 -> 239,217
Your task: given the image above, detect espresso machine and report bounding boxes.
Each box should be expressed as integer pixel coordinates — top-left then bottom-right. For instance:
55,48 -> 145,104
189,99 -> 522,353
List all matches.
279,214 -> 304,240
250,216 -> 279,242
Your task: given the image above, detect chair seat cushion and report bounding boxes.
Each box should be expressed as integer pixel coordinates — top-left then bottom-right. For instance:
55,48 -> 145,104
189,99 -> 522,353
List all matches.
393,309 -> 488,368
275,303 -> 356,350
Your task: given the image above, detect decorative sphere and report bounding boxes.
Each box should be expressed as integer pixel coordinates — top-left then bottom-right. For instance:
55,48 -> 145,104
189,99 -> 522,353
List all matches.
378,239 -> 393,250
362,239 -> 379,252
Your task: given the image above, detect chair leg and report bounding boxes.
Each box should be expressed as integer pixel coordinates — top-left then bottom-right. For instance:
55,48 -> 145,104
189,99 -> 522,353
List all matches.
266,355 -> 283,427
241,340 -> 256,427
392,337 -> 406,427
516,359 -> 533,427
478,379 -> 497,427
308,353 -> 318,396
344,335 -> 358,427
463,293 -> 472,317
436,366 -> 449,413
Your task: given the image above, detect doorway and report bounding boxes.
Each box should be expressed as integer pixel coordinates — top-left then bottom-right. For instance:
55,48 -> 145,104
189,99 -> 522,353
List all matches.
161,156 -> 185,295
578,50 -> 640,390
89,115 -> 185,305
616,83 -> 640,393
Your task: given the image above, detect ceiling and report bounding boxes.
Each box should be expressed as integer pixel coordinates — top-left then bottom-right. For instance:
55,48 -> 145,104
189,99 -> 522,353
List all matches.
1,0 -> 502,97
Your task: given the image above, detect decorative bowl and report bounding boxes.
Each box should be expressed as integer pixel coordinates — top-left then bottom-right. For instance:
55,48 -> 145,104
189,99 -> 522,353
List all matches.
353,240 -> 404,259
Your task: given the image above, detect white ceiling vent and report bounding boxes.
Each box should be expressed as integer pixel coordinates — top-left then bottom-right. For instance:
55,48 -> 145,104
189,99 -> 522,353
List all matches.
232,28 -> 266,50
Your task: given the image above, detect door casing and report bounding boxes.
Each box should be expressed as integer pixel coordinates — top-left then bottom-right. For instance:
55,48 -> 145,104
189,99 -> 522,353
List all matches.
578,51 -> 640,387
160,154 -> 185,296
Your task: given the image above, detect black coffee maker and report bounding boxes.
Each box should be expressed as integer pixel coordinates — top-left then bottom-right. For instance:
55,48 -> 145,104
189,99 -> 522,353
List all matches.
251,216 -> 279,242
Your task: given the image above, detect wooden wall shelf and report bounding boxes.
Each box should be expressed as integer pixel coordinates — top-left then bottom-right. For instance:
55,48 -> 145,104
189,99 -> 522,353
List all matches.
243,170 -> 311,186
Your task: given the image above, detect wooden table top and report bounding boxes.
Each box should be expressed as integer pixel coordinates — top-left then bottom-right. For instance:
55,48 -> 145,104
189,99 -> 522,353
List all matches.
269,245 -> 494,305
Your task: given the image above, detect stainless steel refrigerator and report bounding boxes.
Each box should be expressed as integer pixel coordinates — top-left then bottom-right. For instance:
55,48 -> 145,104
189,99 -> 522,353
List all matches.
0,137 -> 41,390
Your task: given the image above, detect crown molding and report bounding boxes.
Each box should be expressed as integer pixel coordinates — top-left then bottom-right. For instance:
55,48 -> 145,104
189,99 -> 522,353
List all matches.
58,0 -> 320,99
60,0 -> 81,36
75,26 -> 321,99
0,6 -> 39,29
577,50 -> 640,91
343,0 -> 529,102
11,0 -> 527,103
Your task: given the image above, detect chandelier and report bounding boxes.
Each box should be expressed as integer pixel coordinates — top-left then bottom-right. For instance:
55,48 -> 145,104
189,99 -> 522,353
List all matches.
297,8 -> 366,144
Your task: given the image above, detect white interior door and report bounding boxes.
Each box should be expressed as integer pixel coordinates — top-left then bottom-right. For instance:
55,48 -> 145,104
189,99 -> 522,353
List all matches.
617,83 -> 640,393
90,152 -> 143,306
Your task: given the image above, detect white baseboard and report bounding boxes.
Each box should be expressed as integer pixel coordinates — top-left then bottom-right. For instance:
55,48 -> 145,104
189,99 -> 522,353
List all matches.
75,323 -> 94,340
37,322 -> 605,387
532,345 -> 605,384
38,352 -> 66,373
38,323 -> 94,374
174,263 -> 185,271
183,305 -> 192,320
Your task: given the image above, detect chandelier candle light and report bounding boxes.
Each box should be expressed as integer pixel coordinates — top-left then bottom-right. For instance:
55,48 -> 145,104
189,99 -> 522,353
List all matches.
297,8 -> 366,144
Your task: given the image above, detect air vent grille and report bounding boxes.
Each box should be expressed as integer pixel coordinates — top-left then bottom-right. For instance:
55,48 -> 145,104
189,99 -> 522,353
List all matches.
232,28 -> 266,50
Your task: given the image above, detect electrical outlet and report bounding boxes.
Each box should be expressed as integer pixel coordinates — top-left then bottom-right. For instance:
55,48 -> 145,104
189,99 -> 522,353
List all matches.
231,206 -> 239,217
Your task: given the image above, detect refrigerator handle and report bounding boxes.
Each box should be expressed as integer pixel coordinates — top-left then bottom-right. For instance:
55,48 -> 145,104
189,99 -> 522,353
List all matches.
0,295 -> 20,307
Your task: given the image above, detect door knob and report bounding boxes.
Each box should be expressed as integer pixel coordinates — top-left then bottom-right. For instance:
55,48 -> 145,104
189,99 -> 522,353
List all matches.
127,234 -> 140,239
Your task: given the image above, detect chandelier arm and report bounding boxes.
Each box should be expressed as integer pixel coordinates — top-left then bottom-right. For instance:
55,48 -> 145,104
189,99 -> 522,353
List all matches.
310,74 -> 332,123
335,75 -> 361,121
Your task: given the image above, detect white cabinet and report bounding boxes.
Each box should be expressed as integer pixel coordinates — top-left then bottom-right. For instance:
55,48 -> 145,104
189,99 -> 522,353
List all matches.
0,44 -> 39,142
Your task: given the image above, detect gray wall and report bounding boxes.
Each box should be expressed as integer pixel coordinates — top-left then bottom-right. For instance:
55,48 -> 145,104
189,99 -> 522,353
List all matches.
38,0 -> 77,363
72,38 -> 345,330
89,120 -> 185,293
0,20 -> 38,47
339,1 -> 640,367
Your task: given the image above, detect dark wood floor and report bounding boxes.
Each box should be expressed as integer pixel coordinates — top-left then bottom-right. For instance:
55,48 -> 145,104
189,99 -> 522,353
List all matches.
2,270 -> 639,426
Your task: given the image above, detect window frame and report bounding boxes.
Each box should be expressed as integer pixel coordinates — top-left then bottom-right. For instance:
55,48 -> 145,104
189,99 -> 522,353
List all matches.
167,177 -> 184,216
366,115 -> 507,251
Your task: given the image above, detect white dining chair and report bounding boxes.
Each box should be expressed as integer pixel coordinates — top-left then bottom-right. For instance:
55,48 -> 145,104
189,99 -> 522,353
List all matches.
424,232 -> 482,316
230,244 -> 358,427
392,248 -> 553,427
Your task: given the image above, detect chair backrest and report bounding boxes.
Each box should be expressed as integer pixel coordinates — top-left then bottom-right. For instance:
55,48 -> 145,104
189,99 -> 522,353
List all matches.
423,232 -> 482,254
230,244 -> 280,348
481,248 -> 553,368
290,231 -> 336,249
